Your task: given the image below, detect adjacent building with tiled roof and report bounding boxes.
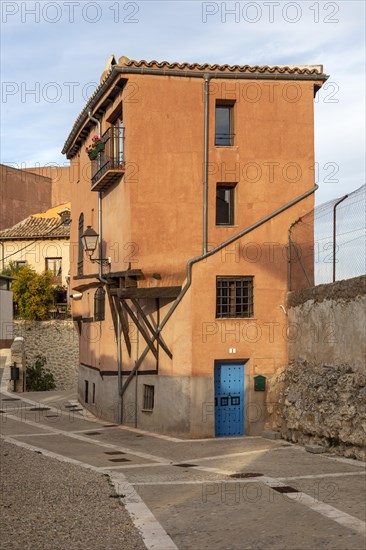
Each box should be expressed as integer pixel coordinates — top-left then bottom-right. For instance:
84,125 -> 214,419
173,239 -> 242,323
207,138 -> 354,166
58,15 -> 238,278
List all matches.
0,164 -> 72,231
0,204 -> 71,286
63,55 -> 327,437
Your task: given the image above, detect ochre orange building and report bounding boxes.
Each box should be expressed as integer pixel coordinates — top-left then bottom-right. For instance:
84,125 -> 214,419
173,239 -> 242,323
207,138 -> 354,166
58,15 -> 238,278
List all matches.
62,56 -> 327,437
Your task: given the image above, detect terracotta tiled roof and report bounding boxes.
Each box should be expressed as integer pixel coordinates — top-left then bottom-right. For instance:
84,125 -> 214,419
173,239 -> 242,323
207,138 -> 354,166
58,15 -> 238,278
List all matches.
122,59 -> 324,75
62,56 -> 327,157
0,215 -> 70,240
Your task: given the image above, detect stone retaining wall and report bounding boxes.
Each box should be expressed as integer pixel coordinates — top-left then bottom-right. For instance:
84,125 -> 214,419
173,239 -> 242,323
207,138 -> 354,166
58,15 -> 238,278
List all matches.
14,320 -> 78,391
268,275 -> 366,460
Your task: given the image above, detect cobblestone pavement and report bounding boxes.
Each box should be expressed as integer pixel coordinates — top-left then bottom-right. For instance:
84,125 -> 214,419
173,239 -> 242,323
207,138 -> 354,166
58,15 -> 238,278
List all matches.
1,390 -> 365,550
0,440 -> 145,550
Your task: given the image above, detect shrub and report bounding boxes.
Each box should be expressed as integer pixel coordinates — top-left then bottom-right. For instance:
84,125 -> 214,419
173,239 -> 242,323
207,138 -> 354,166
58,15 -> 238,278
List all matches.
26,355 -> 56,392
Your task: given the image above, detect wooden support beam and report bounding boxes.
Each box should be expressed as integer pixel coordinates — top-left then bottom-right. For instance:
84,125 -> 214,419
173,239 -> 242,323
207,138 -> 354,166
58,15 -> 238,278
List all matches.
71,281 -> 100,292
113,286 -> 181,299
130,298 -> 172,360
121,299 -> 158,360
106,286 -> 119,337
106,287 -> 131,357
113,294 -> 132,357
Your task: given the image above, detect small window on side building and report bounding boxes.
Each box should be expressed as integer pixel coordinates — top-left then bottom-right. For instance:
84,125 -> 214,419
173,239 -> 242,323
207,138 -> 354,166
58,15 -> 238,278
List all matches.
216,184 -> 236,225
94,287 -> 105,321
143,385 -> 154,411
215,101 -> 235,146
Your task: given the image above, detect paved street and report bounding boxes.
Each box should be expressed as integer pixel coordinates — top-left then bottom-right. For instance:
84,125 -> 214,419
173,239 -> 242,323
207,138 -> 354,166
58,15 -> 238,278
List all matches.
1,390 -> 365,550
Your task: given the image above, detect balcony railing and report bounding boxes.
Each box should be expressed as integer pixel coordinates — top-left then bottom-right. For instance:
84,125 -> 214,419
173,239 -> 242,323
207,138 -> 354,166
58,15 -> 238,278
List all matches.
91,126 -> 125,191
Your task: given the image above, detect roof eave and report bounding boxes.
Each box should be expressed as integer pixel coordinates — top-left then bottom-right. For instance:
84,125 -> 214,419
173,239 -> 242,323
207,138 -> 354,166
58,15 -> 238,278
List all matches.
0,235 -> 70,241
62,65 -> 329,159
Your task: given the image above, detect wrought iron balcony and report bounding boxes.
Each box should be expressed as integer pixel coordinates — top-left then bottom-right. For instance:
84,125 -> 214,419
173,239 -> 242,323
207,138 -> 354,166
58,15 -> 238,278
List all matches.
91,126 -> 125,191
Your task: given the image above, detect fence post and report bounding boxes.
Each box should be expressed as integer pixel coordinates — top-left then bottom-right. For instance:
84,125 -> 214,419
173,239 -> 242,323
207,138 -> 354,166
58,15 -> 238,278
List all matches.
333,195 -> 348,282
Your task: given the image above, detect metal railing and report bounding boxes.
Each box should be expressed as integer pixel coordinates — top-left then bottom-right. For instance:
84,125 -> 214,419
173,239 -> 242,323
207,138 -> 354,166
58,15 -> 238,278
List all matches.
215,133 -> 235,146
289,184 -> 366,290
91,126 -> 125,186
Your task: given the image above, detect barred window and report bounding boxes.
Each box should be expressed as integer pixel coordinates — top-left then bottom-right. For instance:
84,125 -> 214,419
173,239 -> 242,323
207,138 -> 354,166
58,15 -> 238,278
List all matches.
216,277 -> 254,318
94,287 -> 105,321
143,385 -> 154,411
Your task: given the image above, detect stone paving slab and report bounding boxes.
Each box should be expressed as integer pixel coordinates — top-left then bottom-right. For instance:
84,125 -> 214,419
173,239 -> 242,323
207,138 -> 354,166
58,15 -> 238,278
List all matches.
202,447 -> 364,477
134,483 -> 366,550
2,391 -> 365,550
85,428 -> 287,462
0,417 -> 55,436
284,474 -> 366,522
0,389 -> 77,405
11,433 -> 155,468
1,406 -> 102,432
122,465 -> 231,484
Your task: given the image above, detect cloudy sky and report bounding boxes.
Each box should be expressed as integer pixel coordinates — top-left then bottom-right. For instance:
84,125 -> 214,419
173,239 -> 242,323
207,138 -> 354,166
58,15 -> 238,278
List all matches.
1,0 -> 365,204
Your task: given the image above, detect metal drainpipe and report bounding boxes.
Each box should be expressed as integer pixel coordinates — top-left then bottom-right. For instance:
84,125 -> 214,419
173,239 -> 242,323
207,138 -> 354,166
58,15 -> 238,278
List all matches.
121,184 -> 319,396
0,241 -> 4,271
203,74 -> 210,254
87,112 -> 106,283
88,112 -> 123,423
135,311 -> 139,428
333,194 -> 348,282
116,313 -> 123,424
288,216 -> 301,291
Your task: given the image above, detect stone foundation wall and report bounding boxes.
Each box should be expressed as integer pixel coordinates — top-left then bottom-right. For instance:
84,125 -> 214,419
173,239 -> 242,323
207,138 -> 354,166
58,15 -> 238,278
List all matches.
268,361 -> 366,460
268,276 -> 366,460
14,320 -> 78,391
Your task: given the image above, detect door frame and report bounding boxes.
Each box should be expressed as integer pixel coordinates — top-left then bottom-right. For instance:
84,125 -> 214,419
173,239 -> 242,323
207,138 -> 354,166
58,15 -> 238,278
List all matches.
214,358 -> 248,437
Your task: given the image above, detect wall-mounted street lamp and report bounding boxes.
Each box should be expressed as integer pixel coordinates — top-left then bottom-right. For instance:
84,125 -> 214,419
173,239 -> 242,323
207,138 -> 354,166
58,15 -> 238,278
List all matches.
81,226 -> 110,267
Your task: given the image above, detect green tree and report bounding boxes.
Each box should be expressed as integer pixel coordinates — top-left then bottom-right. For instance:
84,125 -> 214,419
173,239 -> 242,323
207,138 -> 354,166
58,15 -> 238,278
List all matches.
5,264 -> 55,320
1,261 -> 25,277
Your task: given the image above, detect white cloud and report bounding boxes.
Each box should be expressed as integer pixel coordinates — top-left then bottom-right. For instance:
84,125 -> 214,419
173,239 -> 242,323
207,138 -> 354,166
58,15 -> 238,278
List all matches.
1,0 -> 365,204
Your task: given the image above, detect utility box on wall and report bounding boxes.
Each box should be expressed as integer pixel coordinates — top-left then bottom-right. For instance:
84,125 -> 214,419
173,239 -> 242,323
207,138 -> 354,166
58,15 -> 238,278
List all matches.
254,375 -> 266,391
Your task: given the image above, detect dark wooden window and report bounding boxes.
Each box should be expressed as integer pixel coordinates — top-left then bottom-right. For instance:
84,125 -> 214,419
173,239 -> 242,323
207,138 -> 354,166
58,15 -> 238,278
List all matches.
84,380 -> 89,403
216,277 -> 254,318
216,184 -> 235,225
92,383 -> 96,404
78,213 -> 84,275
215,101 -> 234,146
143,385 -> 154,411
94,287 -> 105,321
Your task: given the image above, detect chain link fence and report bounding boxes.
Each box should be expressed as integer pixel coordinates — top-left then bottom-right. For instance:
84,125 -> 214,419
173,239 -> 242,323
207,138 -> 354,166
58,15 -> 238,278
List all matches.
289,184 -> 366,290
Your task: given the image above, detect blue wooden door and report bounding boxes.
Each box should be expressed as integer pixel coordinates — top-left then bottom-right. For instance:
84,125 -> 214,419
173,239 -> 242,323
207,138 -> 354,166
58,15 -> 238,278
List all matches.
214,362 -> 244,436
